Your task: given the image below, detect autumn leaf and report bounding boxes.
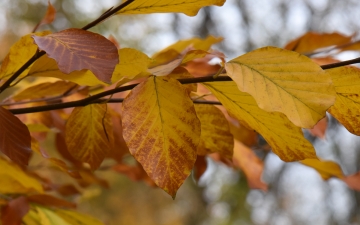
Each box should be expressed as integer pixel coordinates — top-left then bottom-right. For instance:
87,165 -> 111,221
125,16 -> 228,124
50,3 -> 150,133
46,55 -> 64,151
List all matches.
122,76 -> 201,197
36,207 -> 71,225
27,194 -> 76,209
307,117 -> 328,139
195,104 -> 233,159
233,140 -> 267,191
12,81 -> 78,101
168,67 -> 197,94
0,106 -> 32,165
204,81 -> 317,161
284,32 -> 353,54
301,159 -> 343,180
193,155 -> 207,181
325,67 -> 360,135
111,48 -> 152,82
33,1 -> 56,32
55,209 -> 104,225
65,104 -> 113,170
29,55 -> 107,86
0,31 -> 51,80
0,156 -> 43,194
1,196 -> 29,225
342,172 -> 360,191
32,28 -> 119,83
225,46 -> 336,128
116,0 -> 226,16
152,36 -> 223,62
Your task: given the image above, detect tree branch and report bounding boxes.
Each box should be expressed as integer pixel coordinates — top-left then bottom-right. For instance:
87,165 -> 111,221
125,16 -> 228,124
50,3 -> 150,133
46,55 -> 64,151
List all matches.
320,57 -> 360,69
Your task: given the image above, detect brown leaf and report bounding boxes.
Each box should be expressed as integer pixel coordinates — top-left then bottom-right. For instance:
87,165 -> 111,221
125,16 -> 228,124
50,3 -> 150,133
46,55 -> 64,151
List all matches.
193,155 -> 207,181
32,28 -> 119,83
1,196 -> 29,225
342,172 -> 360,191
233,140 -> 267,191
28,194 -> 76,209
56,184 -> 81,197
0,107 -> 31,165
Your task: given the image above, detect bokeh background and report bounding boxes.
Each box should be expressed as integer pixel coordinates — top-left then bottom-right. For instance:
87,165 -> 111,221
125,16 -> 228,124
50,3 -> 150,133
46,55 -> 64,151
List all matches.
1,0 -> 360,224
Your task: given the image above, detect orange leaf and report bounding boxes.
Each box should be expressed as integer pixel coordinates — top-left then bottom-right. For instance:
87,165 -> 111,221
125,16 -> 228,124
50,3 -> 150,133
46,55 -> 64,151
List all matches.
65,104 -> 113,170
342,172 -> 360,191
32,28 -> 119,83
307,117 -> 328,139
33,1 -> 56,31
233,140 -> 267,191
0,107 -> 31,165
1,196 -> 29,225
284,32 -> 353,54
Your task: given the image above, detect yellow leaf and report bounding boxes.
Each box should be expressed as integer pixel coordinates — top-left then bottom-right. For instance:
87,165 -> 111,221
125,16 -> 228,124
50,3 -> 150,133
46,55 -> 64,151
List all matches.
29,55 -> 107,86
12,81 -> 78,101
0,157 -> 43,194
23,209 -> 42,225
225,46 -> 336,128
36,207 -> 71,225
326,67 -> 360,135
116,0 -> 225,16
26,124 -> 51,133
152,36 -> 223,60
301,159 -> 343,180
65,104 -> 113,170
122,76 -> 201,197
55,209 -> 104,225
195,104 -> 233,159
111,48 -> 152,82
168,67 -> 197,94
0,31 -> 51,80
204,81 -> 317,161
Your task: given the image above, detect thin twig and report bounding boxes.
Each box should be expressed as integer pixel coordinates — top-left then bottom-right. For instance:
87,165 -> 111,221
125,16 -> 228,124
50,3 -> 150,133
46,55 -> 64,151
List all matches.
320,57 -> 360,69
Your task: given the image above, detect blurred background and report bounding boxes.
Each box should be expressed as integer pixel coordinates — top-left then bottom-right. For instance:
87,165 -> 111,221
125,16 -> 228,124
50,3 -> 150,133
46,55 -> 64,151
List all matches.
1,0 -> 360,224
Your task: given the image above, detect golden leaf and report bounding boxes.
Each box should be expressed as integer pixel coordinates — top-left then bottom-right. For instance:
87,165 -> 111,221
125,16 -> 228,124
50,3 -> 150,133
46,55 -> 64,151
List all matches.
195,104 -> 233,158
301,159 -> 343,180
225,46 -> 336,128
0,156 -> 43,194
0,31 -> 51,80
116,0 -> 225,16
204,81 -> 316,161
55,209 -> 104,225
111,48 -> 152,82
326,67 -> 360,135
65,104 -> 113,170
122,76 -> 201,197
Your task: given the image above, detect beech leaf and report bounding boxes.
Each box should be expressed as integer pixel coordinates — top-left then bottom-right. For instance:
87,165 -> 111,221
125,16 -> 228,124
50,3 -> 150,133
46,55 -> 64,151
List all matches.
29,55 -> 107,86
32,28 -> 119,83
116,0 -> 226,16
55,209 -> 104,225
122,76 -> 201,197
325,67 -> 360,135
0,107 -> 32,165
195,104 -> 234,158
1,196 -> 29,225
0,31 -> 51,80
225,46 -> 336,128
65,104 -> 113,170
233,140 -> 267,191
301,159 -> 343,180
204,81 -> 317,161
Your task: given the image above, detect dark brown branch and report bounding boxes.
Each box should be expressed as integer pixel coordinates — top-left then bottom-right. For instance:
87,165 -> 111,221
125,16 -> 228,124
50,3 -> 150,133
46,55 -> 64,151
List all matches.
320,57 -> 360,69
81,0 -> 135,30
